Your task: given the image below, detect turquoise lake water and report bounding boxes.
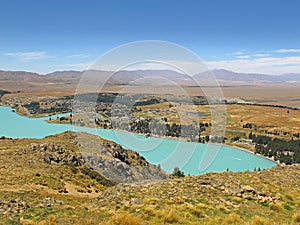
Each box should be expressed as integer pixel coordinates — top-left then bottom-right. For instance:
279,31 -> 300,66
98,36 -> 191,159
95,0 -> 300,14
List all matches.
0,106 -> 277,175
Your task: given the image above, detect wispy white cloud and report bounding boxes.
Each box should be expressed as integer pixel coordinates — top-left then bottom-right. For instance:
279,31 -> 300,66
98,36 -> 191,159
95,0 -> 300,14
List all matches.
207,56 -> 300,74
232,48 -> 300,59
236,55 -> 250,59
253,53 -> 270,57
233,51 -> 245,55
276,48 -> 300,53
66,54 -> 90,59
4,51 -> 46,60
60,62 -> 93,69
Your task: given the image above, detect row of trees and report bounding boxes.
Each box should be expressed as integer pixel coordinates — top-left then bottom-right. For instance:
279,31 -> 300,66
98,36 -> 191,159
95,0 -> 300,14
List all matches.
251,134 -> 300,164
108,119 -> 225,143
227,102 -> 299,111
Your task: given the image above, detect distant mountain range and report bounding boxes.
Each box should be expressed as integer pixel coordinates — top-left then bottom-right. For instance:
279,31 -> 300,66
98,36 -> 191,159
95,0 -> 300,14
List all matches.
0,69 -> 299,92
208,69 -> 300,83
46,69 -> 300,82
2,69 -> 300,82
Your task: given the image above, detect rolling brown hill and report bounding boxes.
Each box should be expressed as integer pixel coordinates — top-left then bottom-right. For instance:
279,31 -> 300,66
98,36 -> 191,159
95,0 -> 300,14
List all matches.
0,131 -> 299,224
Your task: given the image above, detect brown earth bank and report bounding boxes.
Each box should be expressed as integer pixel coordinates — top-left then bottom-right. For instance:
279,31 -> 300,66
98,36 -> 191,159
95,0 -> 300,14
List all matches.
0,132 -> 299,224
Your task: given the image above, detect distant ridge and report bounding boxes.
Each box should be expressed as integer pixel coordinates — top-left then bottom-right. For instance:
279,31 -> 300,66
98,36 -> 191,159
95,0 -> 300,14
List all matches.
0,69 -> 299,89
209,69 -> 300,83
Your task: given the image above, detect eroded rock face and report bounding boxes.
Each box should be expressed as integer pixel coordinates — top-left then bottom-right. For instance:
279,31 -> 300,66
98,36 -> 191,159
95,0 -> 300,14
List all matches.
76,132 -> 168,184
32,132 -> 168,184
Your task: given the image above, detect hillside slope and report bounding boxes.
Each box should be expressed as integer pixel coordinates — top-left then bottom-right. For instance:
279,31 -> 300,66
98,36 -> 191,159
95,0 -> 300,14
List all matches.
0,132 -> 299,224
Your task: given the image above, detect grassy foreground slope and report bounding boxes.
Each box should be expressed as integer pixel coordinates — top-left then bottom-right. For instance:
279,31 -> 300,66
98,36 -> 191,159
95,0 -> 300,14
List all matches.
0,132 -> 299,225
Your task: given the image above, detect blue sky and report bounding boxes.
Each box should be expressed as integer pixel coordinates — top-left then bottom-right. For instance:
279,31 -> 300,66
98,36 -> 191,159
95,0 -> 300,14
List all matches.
1,0 -> 300,74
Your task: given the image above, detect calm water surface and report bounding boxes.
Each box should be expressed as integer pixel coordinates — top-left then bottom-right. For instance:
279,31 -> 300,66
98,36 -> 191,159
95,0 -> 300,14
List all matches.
0,106 -> 276,175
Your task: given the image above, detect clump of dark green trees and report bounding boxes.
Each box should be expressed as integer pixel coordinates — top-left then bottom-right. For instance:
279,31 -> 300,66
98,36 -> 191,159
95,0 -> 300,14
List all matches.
251,133 -> 300,165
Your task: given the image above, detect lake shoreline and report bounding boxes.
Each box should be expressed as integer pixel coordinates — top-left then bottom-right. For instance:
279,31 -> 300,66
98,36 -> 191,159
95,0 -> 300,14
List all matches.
7,104 -> 279,166
211,142 -> 279,165
0,105 -> 277,174
46,120 -> 280,167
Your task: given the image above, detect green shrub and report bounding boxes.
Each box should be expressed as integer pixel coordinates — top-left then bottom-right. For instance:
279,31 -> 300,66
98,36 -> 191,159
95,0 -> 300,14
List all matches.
171,167 -> 185,177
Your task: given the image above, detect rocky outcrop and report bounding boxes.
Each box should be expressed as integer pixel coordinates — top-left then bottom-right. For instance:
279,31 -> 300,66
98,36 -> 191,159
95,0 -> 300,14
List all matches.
0,199 -> 29,215
75,132 -> 168,184
40,197 -> 63,208
197,176 -> 281,203
32,132 -> 168,185
31,143 -> 85,167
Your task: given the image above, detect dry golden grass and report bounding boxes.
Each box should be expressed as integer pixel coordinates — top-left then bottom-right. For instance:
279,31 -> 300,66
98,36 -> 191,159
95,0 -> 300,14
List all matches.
250,216 -> 271,225
105,212 -> 144,225
293,212 -> 300,223
134,100 -> 300,142
189,205 -> 204,218
225,104 -> 300,135
20,216 -> 56,225
48,215 -> 57,225
163,210 -> 180,224
224,213 -> 241,224
221,84 -> 300,108
143,206 -> 156,216
269,202 -> 283,211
